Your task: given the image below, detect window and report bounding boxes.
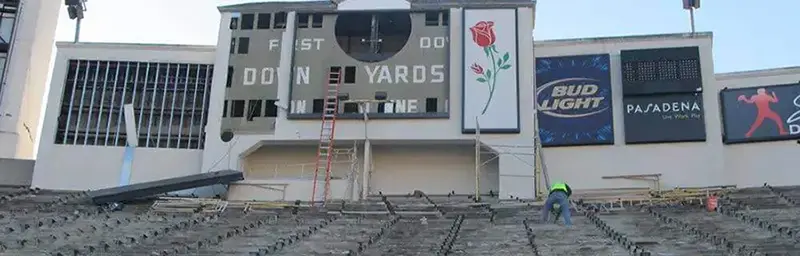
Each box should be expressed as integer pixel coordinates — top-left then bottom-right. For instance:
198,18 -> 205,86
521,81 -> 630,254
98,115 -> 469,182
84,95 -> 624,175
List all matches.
240,14 -> 255,30
311,14 -> 323,28
229,38 -> 236,54
334,12 -> 411,63
222,101 -> 228,117
426,98 -> 438,112
54,60 -> 213,149
343,102 -> 359,113
424,11 -> 439,26
377,102 -> 386,113
312,99 -> 324,113
274,12 -> 287,29
247,100 -> 262,121
265,100 -> 278,117
298,14 -> 310,28
237,37 -> 250,54
229,17 -> 239,30
344,66 -> 356,84
441,11 -> 449,26
257,13 -> 271,29
231,100 -> 245,117
226,66 -> 233,87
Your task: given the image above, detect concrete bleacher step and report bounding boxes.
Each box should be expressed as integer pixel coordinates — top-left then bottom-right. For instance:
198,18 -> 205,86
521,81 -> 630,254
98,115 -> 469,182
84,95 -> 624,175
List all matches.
530,215 -> 630,256
273,216 -> 387,255
447,218 -> 531,255
661,208 -> 800,255
597,211 -> 726,255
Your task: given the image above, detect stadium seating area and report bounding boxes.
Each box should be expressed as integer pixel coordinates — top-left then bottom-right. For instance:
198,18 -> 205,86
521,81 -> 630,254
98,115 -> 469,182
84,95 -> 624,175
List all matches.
1,185 -> 800,255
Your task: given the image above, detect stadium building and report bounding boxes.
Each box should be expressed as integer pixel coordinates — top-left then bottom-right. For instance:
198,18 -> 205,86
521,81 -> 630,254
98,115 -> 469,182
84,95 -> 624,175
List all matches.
5,1 -> 800,255
31,0 -> 800,202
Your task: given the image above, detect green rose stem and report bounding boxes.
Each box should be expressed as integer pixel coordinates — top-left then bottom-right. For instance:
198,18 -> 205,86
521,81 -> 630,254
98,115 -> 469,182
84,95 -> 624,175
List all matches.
481,46 -> 499,115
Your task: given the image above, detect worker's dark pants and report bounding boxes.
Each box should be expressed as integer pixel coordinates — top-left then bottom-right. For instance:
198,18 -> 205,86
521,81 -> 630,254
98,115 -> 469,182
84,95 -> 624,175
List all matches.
541,191 -> 572,226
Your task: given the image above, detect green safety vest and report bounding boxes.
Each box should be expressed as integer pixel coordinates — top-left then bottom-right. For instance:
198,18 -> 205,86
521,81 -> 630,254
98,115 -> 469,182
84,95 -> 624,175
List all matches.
550,183 -> 567,193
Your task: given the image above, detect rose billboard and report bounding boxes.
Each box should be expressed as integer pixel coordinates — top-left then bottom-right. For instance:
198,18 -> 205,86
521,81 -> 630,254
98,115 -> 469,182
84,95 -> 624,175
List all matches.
536,54 -> 614,146
720,83 -> 800,144
462,8 -> 520,134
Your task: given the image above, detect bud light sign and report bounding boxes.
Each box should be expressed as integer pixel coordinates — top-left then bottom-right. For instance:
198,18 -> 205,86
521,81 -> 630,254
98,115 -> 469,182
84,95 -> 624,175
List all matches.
536,54 -> 614,146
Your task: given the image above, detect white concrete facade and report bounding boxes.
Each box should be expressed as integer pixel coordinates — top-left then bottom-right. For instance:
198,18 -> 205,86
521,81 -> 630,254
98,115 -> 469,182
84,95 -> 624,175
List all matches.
205,8 -> 537,201
0,0 -> 60,159
33,43 -> 216,190
28,13 -> 800,199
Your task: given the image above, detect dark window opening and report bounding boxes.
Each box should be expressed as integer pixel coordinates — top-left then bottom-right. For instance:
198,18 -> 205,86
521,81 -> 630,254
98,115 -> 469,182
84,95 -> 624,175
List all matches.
237,37 -> 250,54
297,14 -> 310,28
264,100 -> 278,117
229,38 -> 236,54
344,66 -> 356,84
274,12 -> 287,29
343,102 -> 359,113
377,102 -> 386,113
229,17 -> 239,29
222,100 -> 228,117
441,11 -> 449,26
425,97 -> 438,112
424,11 -> 439,26
257,13 -> 271,29
329,66 -> 342,73
334,12 -> 412,63
231,100 -> 245,117
226,66 -> 233,87
240,14 -> 255,30
312,99 -> 324,113
247,100 -> 262,121
311,14 -> 323,28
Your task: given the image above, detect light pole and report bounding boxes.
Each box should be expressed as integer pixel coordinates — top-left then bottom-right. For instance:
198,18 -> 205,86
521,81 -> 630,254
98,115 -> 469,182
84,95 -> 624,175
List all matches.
342,92 -> 390,200
65,0 -> 87,43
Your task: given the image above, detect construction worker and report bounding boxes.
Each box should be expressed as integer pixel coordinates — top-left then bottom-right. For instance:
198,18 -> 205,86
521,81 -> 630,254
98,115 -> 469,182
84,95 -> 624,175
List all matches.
541,181 -> 572,226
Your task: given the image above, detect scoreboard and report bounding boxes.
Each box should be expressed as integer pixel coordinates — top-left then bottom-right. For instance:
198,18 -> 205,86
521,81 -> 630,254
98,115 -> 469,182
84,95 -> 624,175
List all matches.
620,46 -> 702,96
288,11 -> 450,119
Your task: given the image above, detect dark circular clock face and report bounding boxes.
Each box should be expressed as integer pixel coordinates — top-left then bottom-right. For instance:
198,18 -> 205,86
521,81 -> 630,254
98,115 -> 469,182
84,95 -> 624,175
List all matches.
334,12 -> 412,63
220,130 -> 234,142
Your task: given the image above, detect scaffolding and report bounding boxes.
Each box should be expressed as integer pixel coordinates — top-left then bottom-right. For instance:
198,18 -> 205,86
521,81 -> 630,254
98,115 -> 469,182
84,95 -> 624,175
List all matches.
338,144 -> 360,201
473,117 -> 544,201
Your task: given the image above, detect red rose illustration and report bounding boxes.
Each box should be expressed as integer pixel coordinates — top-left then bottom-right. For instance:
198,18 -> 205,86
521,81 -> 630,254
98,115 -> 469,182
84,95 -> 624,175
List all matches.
468,20 -> 513,115
470,63 -> 484,75
469,21 -> 496,47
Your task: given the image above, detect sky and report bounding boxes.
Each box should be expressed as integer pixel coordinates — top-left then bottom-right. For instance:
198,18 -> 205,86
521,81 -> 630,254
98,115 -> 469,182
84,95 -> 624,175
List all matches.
54,0 -> 799,73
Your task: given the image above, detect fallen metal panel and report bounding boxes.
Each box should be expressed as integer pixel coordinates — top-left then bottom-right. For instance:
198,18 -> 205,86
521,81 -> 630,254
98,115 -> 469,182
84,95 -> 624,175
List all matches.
89,170 -> 244,204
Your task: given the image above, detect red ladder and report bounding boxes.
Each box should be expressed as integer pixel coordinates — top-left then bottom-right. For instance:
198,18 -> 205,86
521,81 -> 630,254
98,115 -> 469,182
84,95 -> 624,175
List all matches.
310,69 -> 343,206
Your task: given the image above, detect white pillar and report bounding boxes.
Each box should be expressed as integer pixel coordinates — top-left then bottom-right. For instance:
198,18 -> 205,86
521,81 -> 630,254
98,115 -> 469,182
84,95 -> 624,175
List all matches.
361,139 -> 371,199
275,11 -> 297,126
119,104 -> 138,186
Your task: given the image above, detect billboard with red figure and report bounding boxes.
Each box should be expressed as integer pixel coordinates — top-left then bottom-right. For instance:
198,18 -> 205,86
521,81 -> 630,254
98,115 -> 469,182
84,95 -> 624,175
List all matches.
720,83 -> 800,144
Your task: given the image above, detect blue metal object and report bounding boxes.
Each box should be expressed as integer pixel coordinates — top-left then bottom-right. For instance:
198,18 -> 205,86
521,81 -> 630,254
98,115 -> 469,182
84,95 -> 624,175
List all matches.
118,146 -> 134,186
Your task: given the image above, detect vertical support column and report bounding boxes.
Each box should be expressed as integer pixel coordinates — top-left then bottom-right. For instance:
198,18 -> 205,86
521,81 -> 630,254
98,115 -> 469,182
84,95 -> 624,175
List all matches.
119,104 -> 138,186
361,139 -> 371,200
276,11 -> 297,124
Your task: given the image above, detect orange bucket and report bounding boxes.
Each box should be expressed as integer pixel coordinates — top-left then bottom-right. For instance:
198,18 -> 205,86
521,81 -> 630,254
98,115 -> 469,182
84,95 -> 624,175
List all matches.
706,195 -> 718,212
